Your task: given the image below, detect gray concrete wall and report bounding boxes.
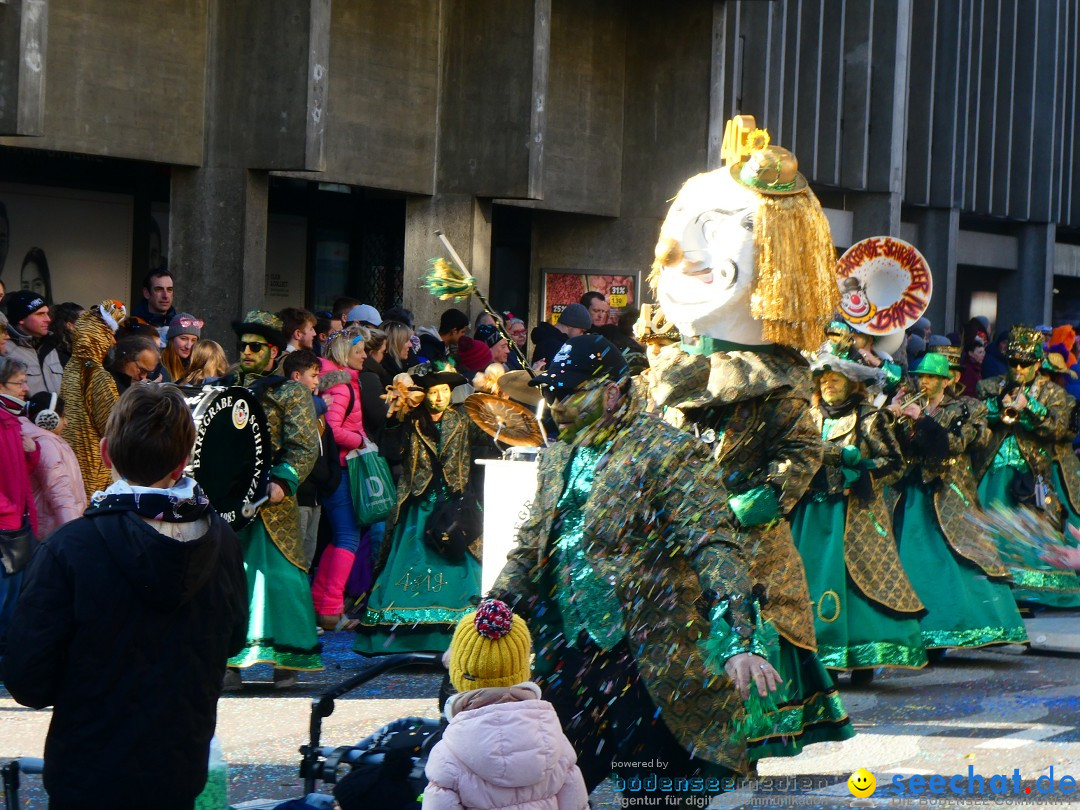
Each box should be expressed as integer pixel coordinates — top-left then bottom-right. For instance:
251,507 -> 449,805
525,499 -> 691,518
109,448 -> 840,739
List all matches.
0,0 -> 207,164
206,0 -> 329,172
436,0 -> 546,198
285,1 -> 440,193
531,0 -> 625,216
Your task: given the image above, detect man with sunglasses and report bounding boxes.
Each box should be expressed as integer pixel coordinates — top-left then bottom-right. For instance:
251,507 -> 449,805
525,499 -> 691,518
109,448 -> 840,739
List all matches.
216,310 -> 323,689
975,325 -> 1080,608
491,334 -> 780,806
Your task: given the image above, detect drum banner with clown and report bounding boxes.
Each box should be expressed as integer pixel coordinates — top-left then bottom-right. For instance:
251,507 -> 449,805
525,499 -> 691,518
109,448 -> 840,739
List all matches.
836,236 -> 932,336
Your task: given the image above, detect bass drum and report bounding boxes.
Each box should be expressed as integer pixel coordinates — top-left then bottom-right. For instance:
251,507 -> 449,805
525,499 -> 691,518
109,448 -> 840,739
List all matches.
182,386 -> 271,531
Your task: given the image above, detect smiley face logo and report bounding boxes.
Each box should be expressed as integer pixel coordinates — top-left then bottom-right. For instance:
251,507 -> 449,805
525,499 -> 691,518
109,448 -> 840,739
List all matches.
848,769 -> 876,798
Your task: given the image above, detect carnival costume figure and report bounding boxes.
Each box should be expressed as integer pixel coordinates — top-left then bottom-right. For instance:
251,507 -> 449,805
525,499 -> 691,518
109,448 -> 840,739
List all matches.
645,116 -> 852,759
355,364 -> 482,654
890,353 -> 1028,649
492,335 -> 781,803
224,311 -> 323,685
975,326 -> 1080,607
789,351 -> 927,678
1037,348 -> 1080,539
61,301 -> 126,500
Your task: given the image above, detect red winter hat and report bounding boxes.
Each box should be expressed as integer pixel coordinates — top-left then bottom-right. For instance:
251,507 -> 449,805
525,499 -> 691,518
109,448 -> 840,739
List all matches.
456,336 -> 493,374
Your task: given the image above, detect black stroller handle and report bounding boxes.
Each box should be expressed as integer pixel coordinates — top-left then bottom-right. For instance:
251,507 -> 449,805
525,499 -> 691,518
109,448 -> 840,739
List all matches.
300,652 -> 441,795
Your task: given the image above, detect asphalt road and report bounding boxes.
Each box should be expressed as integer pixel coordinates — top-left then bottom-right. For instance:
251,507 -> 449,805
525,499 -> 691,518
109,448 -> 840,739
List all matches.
3,619 -> 1080,809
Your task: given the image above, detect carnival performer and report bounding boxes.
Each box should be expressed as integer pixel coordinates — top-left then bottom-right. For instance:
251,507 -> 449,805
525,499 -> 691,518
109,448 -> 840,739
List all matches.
60,301 -> 126,501
222,311 -> 323,689
891,352 -> 1028,651
789,350 -> 926,682
491,335 -> 780,805
355,363 -> 481,655
1036,345 -> 1080,538
645,117 -> 852,759
975,326 -> 1080,607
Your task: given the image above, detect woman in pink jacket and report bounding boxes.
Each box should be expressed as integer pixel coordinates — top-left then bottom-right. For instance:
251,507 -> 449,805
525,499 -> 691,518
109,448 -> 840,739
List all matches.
0,357 -> 39,644
423,600 -> 588,810
310,326 -> 371,629
21,392 -> 87,537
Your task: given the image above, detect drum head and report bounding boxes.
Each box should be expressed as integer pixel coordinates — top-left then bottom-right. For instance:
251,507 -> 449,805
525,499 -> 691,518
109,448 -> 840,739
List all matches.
183,386 -> 270,531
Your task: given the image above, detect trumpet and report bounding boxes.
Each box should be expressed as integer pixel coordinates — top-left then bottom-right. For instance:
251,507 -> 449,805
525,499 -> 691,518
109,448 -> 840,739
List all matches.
1000,383 -> 1022,425
895,391 -> 928,411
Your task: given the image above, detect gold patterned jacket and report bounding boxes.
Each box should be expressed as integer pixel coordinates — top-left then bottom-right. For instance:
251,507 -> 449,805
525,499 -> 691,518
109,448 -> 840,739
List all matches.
234,370 -> 319,570
808,401 -> 923,614
901,395 -> 1009,578
391,407 -> 471,527
1044,383 -> 1080,515
974,375 -> 1071,487
646,341 -> 820,650
61,309 -> 118,500
492,404 -> 757,773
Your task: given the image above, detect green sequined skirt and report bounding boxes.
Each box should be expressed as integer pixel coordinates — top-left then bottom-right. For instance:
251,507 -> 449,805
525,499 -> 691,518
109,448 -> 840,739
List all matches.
978,467 -> 1080,609
354,491 -> 482,655
790,495 -> 927,670
745,637 -> 855,762
229,520 -> 324,671
896,480 -> 1028,647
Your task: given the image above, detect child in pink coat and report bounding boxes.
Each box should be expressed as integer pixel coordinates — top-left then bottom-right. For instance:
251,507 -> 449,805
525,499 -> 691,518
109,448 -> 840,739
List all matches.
21,393 -> 87,538
423,599 -> 588,810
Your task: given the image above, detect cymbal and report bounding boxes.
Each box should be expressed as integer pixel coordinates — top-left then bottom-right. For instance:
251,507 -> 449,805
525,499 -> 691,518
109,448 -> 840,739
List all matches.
464,393 -> 544,448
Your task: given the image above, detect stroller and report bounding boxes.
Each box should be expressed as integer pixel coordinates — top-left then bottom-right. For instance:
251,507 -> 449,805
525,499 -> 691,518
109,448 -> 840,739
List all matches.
297,652 -> 447,809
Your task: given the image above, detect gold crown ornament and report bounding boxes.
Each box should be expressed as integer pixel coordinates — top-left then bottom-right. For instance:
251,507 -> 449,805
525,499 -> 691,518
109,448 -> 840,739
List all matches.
928,343 -> 962,371
1006,325 -> 1044,365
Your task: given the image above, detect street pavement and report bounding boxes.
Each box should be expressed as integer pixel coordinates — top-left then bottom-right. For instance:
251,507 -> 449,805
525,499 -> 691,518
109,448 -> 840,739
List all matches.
2,613 -> 1080,809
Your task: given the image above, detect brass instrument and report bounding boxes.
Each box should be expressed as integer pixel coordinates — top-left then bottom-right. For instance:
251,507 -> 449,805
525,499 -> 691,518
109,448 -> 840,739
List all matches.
895,391 -> 928,412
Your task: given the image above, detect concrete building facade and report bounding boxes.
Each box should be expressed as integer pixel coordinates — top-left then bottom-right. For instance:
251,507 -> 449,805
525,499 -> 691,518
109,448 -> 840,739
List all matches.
1,0 -> 1078,343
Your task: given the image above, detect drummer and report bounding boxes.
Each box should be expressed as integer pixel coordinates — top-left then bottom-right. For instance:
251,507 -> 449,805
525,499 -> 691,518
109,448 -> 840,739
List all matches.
219,310 -> 323,690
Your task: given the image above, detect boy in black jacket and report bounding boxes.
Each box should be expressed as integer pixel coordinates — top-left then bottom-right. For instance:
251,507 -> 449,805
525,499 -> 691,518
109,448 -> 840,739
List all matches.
2,384 -> 248,810
284,350 -> 341,569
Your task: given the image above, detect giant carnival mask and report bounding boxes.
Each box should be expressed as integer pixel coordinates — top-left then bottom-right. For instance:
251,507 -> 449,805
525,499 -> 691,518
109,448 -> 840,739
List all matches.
651,116 -> 838,353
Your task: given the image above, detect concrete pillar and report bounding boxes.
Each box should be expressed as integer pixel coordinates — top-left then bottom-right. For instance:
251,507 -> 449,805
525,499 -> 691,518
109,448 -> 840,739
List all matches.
999,222 -> 1055,327
0,0 -> 48,136
403,195 -> 492,330
849,192 -> 902,241
168,168 -> 269,346
913,208 -> 959,334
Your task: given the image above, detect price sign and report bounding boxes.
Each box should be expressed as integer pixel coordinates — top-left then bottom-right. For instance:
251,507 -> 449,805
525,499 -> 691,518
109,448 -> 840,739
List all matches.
609,285 -> 628,308
551,303 -> 567,324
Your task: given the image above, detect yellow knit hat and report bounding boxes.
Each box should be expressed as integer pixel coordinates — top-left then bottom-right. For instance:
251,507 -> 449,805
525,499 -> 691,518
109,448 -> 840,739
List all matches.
449,599 -> 531,692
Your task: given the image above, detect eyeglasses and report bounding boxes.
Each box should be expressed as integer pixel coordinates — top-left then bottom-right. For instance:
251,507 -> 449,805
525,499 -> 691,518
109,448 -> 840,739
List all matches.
1,377 -> 28,391
240,340 -> 269,354
1007,358 -> 1035,368
177,317 -> 204,330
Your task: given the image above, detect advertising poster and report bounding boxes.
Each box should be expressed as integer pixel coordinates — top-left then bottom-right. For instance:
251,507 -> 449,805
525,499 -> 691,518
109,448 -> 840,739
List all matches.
542,270 -> 639,326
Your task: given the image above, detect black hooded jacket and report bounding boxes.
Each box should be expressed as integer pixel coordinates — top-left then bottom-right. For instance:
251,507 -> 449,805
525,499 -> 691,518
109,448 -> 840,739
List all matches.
2,509 -> 248,806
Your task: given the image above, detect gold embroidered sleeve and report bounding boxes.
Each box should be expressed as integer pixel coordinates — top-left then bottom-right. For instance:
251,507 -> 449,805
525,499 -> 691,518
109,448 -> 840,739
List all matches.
762,394 -> 824,513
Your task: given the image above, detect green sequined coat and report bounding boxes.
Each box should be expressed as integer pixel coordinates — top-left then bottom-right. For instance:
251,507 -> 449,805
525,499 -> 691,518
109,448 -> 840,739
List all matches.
492,405 -> 757,773
974,375 -> 1071,489
236,371 -> 320,571
902,396 -> 1009,578
646,341 -> 821,651
808,402 -> 923,614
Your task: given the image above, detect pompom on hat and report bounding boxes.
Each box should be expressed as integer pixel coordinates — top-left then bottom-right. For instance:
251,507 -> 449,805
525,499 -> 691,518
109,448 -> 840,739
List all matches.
448,599 -> 531,692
